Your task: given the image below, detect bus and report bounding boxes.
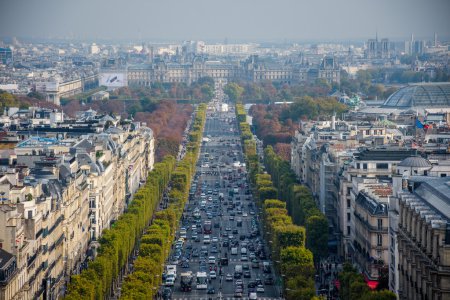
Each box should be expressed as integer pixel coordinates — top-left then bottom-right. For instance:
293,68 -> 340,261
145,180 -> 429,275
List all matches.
181,271 -> 193,292
203,221 -> 212,234
196,272 -> 208,289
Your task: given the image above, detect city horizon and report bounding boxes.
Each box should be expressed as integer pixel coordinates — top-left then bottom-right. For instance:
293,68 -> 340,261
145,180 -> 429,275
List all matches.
1,0 -> 449,43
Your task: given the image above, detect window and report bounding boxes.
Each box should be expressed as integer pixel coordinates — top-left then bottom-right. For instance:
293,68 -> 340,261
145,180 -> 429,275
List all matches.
347,187 -> 352,196
366,130 -> 370,135
378,219 -> 383,230
347,213 -> 351,222
347,226 -> 351,236
377,234 -> 383,246
357,163 -> 360,169
441,173 -> 447,177
376,163 -> 389,169
347,199 -> 351,208
363,163 -> 368,170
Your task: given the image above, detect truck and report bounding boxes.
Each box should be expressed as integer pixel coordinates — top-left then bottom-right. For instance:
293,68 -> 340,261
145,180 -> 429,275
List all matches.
180,271 -> 193,292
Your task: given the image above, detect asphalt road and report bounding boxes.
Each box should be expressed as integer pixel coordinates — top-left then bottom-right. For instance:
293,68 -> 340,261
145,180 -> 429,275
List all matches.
160,104 -> 282,300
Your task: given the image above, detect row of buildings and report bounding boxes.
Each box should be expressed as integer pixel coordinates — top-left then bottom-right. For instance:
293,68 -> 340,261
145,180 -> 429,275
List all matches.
122,54 -> 340,88
290,82 -> 450,299
0,107 -> 155,299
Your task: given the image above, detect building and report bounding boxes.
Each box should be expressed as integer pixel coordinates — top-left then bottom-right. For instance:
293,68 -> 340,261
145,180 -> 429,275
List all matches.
351,179 -> 391,283
0,48 -> 13,65
33,74 -> 98,105
381,83 -> 450,111
365,37 -> 390,59
396,176 -> 450,300
0,109 -> 155,299
91,90 -> 109,101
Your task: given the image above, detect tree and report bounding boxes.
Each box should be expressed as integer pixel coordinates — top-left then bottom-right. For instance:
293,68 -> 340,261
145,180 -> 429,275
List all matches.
360,290 -> 397,300
224,82 -> 244,102
306,215 -> 329,263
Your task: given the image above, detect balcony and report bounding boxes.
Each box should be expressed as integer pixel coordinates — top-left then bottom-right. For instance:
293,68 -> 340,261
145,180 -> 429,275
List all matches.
354,212 -> 388,233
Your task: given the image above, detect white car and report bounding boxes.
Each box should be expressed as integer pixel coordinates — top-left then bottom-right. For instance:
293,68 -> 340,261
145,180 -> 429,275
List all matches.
209,270 -> 217,279
249,292 -> 257,300
165,274 -> 175,286
226,273 -> 233,281
242,212 -> 248,217
208,256 -> 216,264
256,284 -> 265,293
212,236 -> 219,243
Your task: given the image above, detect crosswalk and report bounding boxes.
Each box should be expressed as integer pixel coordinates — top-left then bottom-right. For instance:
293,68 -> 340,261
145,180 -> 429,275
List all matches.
189,258 -> 242,263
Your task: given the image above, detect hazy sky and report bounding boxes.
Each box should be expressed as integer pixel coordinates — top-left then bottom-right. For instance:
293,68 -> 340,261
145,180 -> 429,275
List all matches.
1,0 -> 449,42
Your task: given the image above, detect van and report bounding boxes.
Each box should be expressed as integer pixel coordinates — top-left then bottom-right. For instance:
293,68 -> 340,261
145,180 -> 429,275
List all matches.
240,247 -> 247,255
234,265 -> 243,274
231,247 -> 238,255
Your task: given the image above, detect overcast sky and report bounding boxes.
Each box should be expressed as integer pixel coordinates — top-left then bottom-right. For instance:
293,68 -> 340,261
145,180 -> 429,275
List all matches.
1,0 -> 449,42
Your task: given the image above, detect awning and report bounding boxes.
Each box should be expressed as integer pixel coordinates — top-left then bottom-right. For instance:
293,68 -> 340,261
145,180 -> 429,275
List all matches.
363,274 -> 379,290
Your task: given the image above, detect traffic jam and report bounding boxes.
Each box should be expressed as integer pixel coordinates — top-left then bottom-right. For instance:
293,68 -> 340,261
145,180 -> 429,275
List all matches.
160,104 -> 280,300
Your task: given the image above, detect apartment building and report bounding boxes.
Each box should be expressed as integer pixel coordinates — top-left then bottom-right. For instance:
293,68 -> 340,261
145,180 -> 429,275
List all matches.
0,110 -> 155,299
351,179 -> 391,282
396,177 -> 450,300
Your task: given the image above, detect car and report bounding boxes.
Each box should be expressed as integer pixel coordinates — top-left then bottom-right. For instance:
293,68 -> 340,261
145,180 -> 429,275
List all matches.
165,277 -> 175,286
162,287 -> 172,300
251,259 -> 259,268
242,264 -> 250,270
208,256 -> 216,264
226,273 -> 233,281
248,281 -> 257,288
242,212 -> 248,217
248,292 -> 257,300
232,229 -> 238,234
234,289 -> 243,298
243,270 -> 251,278
264,276 -> 274,285
229,216 -> 235,221
240,255 -> 248,261
210,270 -> 217,279
207,286 -> 216,294
225,227 -> 232,232
212,237 -> 219,243
256,284 -> 265,293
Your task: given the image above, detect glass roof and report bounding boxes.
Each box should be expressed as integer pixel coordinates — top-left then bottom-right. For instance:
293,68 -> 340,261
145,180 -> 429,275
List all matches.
382,83 -> 450,108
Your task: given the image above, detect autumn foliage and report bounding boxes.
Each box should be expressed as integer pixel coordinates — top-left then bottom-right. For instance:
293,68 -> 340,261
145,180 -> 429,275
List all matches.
134,101 -> 193,161
250,104 -> 298,160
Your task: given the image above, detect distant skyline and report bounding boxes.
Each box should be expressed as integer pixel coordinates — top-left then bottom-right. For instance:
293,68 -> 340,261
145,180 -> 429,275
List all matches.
1,0 -> 449,43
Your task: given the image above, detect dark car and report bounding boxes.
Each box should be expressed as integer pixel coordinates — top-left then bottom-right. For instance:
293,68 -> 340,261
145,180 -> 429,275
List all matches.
264,276 -> 274,285
162,287 -> 172,300
207,286 -> 216,294
243,270 -> 251,278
